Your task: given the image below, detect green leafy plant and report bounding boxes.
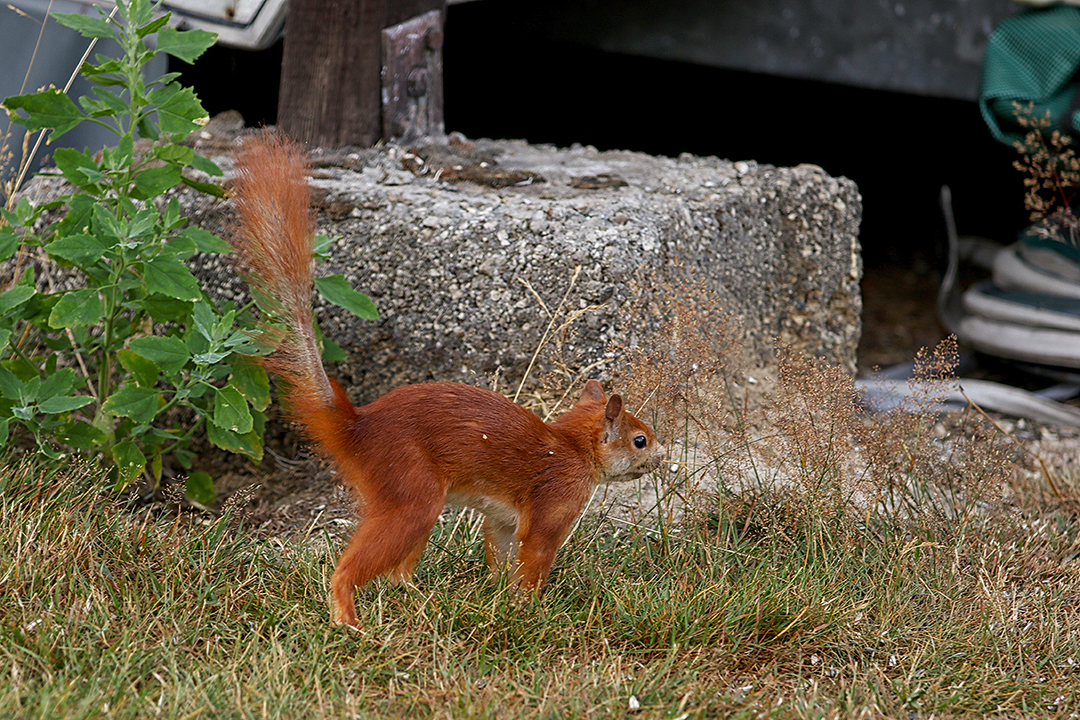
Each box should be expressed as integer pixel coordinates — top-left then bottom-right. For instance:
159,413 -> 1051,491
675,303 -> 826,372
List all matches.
0,0 -> 327,499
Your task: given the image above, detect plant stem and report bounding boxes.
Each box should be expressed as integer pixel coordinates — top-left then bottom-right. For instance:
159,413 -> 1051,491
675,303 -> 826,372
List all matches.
158,416 -> 205,458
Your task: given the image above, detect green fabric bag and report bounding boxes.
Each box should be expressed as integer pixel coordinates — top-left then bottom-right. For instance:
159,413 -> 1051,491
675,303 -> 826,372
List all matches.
979,5 -> 1080,146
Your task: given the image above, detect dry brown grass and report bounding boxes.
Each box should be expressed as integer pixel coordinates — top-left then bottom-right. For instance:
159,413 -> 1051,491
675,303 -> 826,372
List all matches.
601,278 -> 1012,545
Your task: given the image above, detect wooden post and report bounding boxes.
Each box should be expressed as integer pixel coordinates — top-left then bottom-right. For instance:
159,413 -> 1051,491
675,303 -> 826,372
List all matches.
277,0 -> 445,148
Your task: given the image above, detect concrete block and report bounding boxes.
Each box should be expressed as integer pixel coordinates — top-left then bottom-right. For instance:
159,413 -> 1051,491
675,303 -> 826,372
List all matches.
193,136 -> 862,401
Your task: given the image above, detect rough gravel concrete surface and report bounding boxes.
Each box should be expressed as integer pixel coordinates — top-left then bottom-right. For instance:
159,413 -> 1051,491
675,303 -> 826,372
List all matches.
185,137 -> 863,402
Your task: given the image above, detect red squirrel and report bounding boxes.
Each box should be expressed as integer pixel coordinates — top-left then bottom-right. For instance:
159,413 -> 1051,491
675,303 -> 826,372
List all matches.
230,135 -> 666,627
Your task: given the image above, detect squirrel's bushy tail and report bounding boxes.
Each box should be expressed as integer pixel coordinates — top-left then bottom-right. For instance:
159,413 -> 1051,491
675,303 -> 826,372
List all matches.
232,135 -> 358,453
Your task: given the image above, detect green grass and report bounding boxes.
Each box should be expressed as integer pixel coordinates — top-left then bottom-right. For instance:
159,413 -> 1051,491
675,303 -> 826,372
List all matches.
2,452 -> 1079,719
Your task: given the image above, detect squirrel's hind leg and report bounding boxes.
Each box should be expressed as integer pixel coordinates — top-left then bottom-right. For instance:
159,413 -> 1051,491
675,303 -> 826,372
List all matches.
330,491 -> 444,627
387,532 -> 432,584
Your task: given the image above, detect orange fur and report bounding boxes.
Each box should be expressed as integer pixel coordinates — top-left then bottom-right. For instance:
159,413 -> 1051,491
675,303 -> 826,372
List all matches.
231,135 -> 666,627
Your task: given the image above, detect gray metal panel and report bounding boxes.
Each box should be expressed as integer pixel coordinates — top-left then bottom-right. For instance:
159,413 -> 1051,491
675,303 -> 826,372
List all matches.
2,0 -> 168,182
515,0 -> 1021,100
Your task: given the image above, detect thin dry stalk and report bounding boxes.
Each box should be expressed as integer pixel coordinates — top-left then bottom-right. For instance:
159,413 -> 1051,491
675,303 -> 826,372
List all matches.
959,386 -> 1066,500
513,265 -> 583,403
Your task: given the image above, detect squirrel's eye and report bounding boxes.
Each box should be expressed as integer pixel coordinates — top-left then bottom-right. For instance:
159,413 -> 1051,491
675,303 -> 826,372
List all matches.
633,435 -> 647,449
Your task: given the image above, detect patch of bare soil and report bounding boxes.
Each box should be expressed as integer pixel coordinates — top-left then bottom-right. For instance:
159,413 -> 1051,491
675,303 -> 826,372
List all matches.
186,416 -> 354,541
857,262 -> 947,372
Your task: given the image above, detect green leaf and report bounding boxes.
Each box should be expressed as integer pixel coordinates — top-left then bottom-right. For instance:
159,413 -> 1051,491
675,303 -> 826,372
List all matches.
136,14 -> 169,38
155,143 -> 193,164
32,438 -> 67,460
0,226 -> 20,262
179,226 -> 231,253
214,385 -> 253,434
229,361 -> 270,411
125,0 -> 155,27
48,288 -> 103,328
118,348 -> 160,387
129,335 -> 190,376
185,471 -> 215,505
191,300 -> 217,342
143,294 -> 193,323
4,88 -> 85,141
155,72 -> 183,87
0,365 -> 23,399
45,232 -> 108,265
206,418 -> 263,462
38,367 -> 78,400
38,395 -> 94,413
0,285 -> 35,314
193,350 -> 230,365
191,152 -> 222,177
180,175 -> 227,198
81,58 -> 125,85
82,86 -> 127,118
55,420 -> 108,450
6,350 -> 41,384
53,146 -> 99,182
322,336 -> 347,362
150,85 -> 207,136
223,329 -> 259,355
162,234 -> 197,261
53,11 -> 114,38
112,440 -> 147,486
314,275 -> 378,320
1,197 -> 36,226
156,27 -> 217,64
162,198 -> 183,230
313,233 -> 334,259
55,193 -> 97,237
133,163 -> 182,199
106,135 -> 135,169
102,384 -> 160,424
56,420 -> 108,450
91,204 -> 124,247
136,114 -> 159,141
128,207 -> 158,240
142,256 -> 202,301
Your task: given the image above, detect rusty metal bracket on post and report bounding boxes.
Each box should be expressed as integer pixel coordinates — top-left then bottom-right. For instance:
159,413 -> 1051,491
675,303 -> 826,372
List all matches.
382,9 -> 445,144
